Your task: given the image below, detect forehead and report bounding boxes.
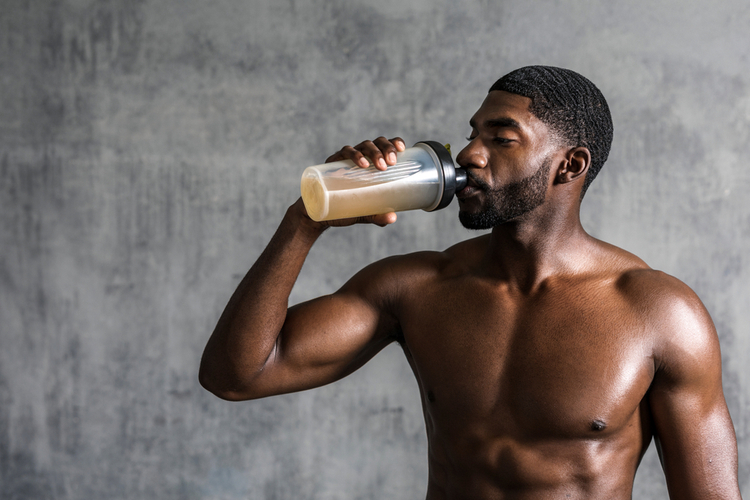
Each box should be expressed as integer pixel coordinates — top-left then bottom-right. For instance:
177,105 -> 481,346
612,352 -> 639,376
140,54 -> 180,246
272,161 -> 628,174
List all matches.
470,90 -> 550,139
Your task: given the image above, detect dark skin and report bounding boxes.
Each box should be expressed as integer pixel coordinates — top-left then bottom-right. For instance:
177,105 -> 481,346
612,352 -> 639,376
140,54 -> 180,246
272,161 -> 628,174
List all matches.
200,91 -> 742,499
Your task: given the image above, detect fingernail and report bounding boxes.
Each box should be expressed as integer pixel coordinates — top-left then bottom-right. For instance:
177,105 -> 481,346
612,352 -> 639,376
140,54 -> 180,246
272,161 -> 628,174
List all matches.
378,158 -> 387,169
359,157 -> 369,167
388,152 -> 397,164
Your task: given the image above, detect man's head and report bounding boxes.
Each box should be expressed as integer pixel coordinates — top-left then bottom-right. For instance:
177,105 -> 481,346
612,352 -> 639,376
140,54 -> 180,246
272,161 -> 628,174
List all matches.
456,66 -> 613,230
488,66 -> 613,198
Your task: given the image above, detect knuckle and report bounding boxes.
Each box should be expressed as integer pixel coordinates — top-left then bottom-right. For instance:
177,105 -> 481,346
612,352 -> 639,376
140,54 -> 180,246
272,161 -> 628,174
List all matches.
375,136 -> 394,150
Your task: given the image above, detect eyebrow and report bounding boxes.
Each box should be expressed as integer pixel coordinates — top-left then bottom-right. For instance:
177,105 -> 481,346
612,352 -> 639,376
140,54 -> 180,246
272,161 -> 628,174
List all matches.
469,117 -> 522,130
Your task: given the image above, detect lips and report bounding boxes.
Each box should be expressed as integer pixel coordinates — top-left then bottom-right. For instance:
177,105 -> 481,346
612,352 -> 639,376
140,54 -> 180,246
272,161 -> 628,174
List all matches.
456,171 -> 484,199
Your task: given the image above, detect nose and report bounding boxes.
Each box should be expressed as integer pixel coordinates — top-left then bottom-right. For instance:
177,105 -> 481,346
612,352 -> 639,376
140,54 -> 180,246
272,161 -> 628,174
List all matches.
456,140 -> 488,170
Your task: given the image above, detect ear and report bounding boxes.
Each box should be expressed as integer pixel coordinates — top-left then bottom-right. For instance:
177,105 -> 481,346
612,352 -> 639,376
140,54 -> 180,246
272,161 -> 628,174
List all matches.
556,147 -> 591,184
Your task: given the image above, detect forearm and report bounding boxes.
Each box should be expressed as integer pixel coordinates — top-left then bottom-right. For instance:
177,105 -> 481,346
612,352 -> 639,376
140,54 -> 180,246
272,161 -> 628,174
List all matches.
199,200 -> 325,399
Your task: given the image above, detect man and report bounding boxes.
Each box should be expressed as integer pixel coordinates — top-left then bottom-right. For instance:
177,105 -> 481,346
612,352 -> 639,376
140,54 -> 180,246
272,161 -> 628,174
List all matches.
199,66 -> 742,499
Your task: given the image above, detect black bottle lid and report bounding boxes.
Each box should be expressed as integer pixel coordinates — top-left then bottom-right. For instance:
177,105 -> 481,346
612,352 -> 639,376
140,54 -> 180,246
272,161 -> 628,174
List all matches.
415,141 -> 468,211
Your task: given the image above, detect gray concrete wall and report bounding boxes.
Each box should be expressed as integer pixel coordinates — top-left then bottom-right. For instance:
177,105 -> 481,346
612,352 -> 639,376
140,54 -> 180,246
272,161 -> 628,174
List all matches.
1,0 -> 748,498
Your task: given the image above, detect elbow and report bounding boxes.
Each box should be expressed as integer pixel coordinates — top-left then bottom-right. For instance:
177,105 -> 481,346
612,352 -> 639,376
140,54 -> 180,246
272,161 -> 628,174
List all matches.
198,358 -> 264,402
199,335 -> 282,401
197,364 -> 217,397
198,362 -> 226,399
198,359 -> 238,401
199,370 -> 249,401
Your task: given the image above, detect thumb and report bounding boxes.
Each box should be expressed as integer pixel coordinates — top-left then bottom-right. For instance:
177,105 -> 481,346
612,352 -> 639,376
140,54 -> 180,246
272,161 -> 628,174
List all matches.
368,212 -> 398,227
322,211 -> 398,228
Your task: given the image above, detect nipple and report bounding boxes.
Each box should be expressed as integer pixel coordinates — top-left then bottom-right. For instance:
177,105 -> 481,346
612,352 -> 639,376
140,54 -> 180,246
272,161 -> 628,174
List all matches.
591,420 -> 607,432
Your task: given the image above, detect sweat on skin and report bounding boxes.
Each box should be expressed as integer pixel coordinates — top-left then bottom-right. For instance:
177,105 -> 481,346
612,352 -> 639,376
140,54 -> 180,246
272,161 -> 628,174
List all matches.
199,66 -> 742,500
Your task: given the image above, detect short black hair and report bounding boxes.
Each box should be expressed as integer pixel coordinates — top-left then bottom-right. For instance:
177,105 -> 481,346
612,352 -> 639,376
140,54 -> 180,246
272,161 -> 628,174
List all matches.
489,66 -> 613,198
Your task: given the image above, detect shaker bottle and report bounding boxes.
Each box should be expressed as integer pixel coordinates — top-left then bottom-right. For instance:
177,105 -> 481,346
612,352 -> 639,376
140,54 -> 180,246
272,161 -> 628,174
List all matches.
300,141 -> 467,222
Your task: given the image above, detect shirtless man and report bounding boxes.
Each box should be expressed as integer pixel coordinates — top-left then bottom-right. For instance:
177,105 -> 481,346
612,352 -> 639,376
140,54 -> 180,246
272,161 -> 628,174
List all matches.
199,66 -> 742,499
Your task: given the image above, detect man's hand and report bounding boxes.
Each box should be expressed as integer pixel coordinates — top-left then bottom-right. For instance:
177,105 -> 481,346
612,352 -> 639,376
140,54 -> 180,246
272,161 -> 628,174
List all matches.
325,136 -> 406,171
297,136 -> 408,229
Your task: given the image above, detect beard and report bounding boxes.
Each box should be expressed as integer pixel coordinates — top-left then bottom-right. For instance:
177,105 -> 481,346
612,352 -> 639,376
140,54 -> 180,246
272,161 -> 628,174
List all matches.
459,155 -> 553,230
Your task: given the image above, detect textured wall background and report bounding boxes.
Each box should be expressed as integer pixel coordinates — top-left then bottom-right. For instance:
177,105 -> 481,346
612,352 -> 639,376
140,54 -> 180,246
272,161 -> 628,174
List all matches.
1,0 -> 748,498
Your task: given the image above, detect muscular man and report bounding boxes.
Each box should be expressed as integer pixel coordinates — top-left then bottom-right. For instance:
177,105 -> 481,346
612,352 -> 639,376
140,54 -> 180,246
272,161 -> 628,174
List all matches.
199,66 -> 742,499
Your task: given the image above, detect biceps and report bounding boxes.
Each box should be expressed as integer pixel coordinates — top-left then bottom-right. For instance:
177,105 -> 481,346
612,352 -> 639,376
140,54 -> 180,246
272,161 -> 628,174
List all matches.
650,372 -> 740,498
283,294 -> 394,367
259,293 -> 397,395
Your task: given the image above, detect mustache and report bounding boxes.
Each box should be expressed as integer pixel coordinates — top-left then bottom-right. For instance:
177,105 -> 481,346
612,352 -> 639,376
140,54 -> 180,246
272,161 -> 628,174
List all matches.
465,170 -> 490,191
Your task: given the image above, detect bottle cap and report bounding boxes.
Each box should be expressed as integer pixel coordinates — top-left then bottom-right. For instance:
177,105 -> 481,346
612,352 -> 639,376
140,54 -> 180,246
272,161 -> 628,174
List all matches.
415,141 -> 467,211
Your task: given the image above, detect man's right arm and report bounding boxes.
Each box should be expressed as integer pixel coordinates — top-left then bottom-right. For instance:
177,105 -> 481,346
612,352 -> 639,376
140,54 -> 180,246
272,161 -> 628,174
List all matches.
199,199 -> 400,400
199,137 -> 406,401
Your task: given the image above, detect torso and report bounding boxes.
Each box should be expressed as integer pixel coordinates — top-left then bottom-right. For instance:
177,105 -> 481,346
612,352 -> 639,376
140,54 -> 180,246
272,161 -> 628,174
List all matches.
392,235 -> 661,499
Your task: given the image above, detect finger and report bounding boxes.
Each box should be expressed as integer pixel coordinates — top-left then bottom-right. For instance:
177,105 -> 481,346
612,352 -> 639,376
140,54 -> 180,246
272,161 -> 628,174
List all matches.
389,137 -> 406,152
325,151 -> 345,163
325,148 -> 354,164
350,212 -> 397,227
323,211 -> 397,228
369,212 -> 398,227
355,140 -> 388,171
332,145 -> 370,168
373,136 -> 402,166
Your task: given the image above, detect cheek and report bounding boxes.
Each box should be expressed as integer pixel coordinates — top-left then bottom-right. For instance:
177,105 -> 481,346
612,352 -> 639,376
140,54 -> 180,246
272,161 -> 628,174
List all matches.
487,156 -> 530,185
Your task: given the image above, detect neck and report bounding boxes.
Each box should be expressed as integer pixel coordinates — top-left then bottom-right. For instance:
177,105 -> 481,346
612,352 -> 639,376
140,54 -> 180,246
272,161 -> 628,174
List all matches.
481,200 -> 590,293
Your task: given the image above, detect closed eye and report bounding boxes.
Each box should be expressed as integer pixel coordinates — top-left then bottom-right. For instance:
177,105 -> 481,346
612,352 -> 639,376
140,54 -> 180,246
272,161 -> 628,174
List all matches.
466,136 -> 513,144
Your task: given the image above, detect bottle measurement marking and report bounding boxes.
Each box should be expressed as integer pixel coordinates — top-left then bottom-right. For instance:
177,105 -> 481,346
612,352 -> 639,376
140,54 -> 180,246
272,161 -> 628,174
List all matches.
335,161 -> 422,186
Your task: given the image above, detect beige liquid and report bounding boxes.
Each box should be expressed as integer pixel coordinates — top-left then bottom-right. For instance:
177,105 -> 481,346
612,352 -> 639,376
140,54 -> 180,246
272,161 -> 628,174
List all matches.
301,170 -> 440,222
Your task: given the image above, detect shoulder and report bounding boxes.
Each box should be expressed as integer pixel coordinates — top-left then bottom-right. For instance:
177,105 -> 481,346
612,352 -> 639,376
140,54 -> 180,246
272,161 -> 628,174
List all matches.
591,240 -> 710,333
339,235 -> 489,300
615,268 -> 712,333
615,267 -> 696,307
614,267 -> 720,381
353,234 -> 489,278
584,238 -> 720,375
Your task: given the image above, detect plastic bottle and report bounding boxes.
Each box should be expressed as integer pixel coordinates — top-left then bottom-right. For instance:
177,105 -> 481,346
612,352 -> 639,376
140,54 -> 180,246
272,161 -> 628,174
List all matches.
300,141 -> 467,222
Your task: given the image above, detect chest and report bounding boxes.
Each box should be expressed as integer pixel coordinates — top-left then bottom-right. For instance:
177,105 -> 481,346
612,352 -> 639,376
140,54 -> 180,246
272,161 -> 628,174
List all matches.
398,277 -> 655,437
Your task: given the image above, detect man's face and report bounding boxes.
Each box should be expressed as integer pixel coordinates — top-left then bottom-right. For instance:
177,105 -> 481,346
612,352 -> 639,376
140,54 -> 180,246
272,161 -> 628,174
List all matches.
455,91 -> 558,230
